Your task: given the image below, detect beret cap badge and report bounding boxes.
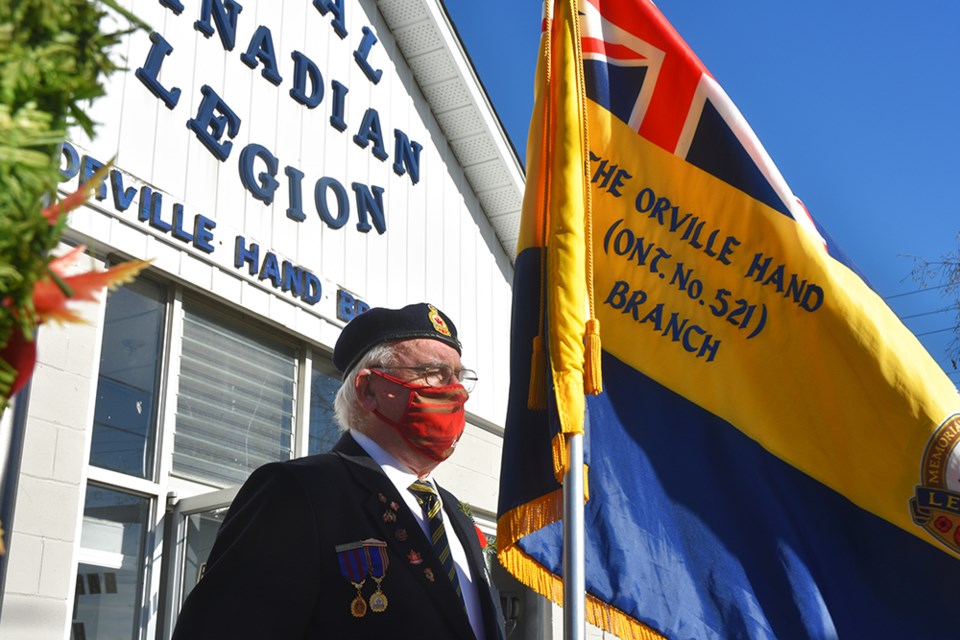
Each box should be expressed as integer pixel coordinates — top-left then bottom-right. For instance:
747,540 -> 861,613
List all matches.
427,305 -> 451,337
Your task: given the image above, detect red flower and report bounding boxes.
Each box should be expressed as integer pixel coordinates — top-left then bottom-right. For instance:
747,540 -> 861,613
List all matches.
33,246 -> 150,324
0,326 -> 37,398
39,163 -> 109,225
475,524 -> 487,548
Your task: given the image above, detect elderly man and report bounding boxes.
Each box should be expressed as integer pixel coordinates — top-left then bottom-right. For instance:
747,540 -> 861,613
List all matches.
172,302 -> 505,640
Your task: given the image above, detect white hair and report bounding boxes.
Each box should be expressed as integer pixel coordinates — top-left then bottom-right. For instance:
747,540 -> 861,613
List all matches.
332,342 -> 404,432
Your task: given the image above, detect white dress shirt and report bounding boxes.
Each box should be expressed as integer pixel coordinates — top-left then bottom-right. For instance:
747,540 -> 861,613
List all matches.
351,430 -> 486,640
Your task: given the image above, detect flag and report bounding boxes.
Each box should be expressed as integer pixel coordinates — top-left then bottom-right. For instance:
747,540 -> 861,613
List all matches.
496,1 -> 960,638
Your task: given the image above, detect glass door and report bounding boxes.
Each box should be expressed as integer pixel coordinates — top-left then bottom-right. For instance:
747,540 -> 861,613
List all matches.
157,486 -> 239,640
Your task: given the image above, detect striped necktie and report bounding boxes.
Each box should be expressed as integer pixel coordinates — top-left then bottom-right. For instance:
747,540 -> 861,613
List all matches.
408,479 -> 464,604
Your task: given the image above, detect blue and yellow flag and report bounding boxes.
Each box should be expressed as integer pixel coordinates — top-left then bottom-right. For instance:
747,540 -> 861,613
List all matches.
497,1 -> 960,638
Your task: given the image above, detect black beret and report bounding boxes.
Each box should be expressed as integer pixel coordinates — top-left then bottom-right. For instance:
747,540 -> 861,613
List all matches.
333,302 -> 462,374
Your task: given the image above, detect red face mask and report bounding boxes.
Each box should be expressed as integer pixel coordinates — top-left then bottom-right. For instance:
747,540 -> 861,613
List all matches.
369,370 -> 469,462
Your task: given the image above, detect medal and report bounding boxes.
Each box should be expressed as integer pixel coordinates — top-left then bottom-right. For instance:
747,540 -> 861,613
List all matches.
351,592 -> 368,618
365,542 -> 390,613
369,589 -> 388,613
336,541 -> 370,618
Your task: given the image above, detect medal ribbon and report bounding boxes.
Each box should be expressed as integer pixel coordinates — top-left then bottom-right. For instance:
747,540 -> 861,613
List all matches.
364,542 -> 389,579
335,543 -> 369,585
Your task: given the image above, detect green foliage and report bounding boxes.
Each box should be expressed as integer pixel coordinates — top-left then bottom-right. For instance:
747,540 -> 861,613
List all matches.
0,0 -> 140,405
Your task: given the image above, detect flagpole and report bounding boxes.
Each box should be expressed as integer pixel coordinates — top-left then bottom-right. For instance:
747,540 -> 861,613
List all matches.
563,431 -> 585,639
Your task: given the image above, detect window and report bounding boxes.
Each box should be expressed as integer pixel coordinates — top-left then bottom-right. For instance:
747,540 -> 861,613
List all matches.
172,302 -> 297,486
308,357 -> 342,454
73,485 -> 151,640
179,506 -> 229,607
90,279 -> 166,478
83,277 -> 343,640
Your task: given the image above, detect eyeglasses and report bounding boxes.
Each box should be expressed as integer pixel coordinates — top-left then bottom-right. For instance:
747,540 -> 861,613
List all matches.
368,364 -> 478,393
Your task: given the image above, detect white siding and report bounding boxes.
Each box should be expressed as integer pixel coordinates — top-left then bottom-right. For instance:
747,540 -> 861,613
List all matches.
62,0 -> 513,429
4,1 -> 521,636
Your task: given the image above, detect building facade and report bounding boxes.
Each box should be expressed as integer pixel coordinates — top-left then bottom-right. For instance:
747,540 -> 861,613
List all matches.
0,1 -> 558,637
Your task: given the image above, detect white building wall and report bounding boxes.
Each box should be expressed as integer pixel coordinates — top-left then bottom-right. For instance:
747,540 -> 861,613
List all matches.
63,0 -> 512,434
2,0 -> 519,637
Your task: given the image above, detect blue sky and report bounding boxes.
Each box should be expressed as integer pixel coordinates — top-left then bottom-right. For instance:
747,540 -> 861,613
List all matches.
443,0 -> 960,380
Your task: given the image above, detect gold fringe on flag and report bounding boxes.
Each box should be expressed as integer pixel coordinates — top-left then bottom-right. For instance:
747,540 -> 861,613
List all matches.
497,474 -> 662,640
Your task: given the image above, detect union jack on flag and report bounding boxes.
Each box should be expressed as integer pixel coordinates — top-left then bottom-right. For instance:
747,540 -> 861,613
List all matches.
579,0 -> 829,249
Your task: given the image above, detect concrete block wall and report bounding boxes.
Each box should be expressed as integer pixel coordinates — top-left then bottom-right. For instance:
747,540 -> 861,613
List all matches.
0,251 -> 106,640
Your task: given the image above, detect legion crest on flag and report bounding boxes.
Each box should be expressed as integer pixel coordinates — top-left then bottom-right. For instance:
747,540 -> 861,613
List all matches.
911,413 -> 960,553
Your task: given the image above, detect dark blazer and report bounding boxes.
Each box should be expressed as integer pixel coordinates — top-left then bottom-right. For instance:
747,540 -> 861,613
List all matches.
172,433 -> 505,640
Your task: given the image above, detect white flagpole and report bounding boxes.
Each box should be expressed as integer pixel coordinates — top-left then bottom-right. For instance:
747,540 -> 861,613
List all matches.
563,431 -> 586,639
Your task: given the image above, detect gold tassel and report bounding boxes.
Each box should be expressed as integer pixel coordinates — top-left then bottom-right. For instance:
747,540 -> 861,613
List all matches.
551,432 -> 567,481
583,317 -> 602,394
527,334 -> 548,410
